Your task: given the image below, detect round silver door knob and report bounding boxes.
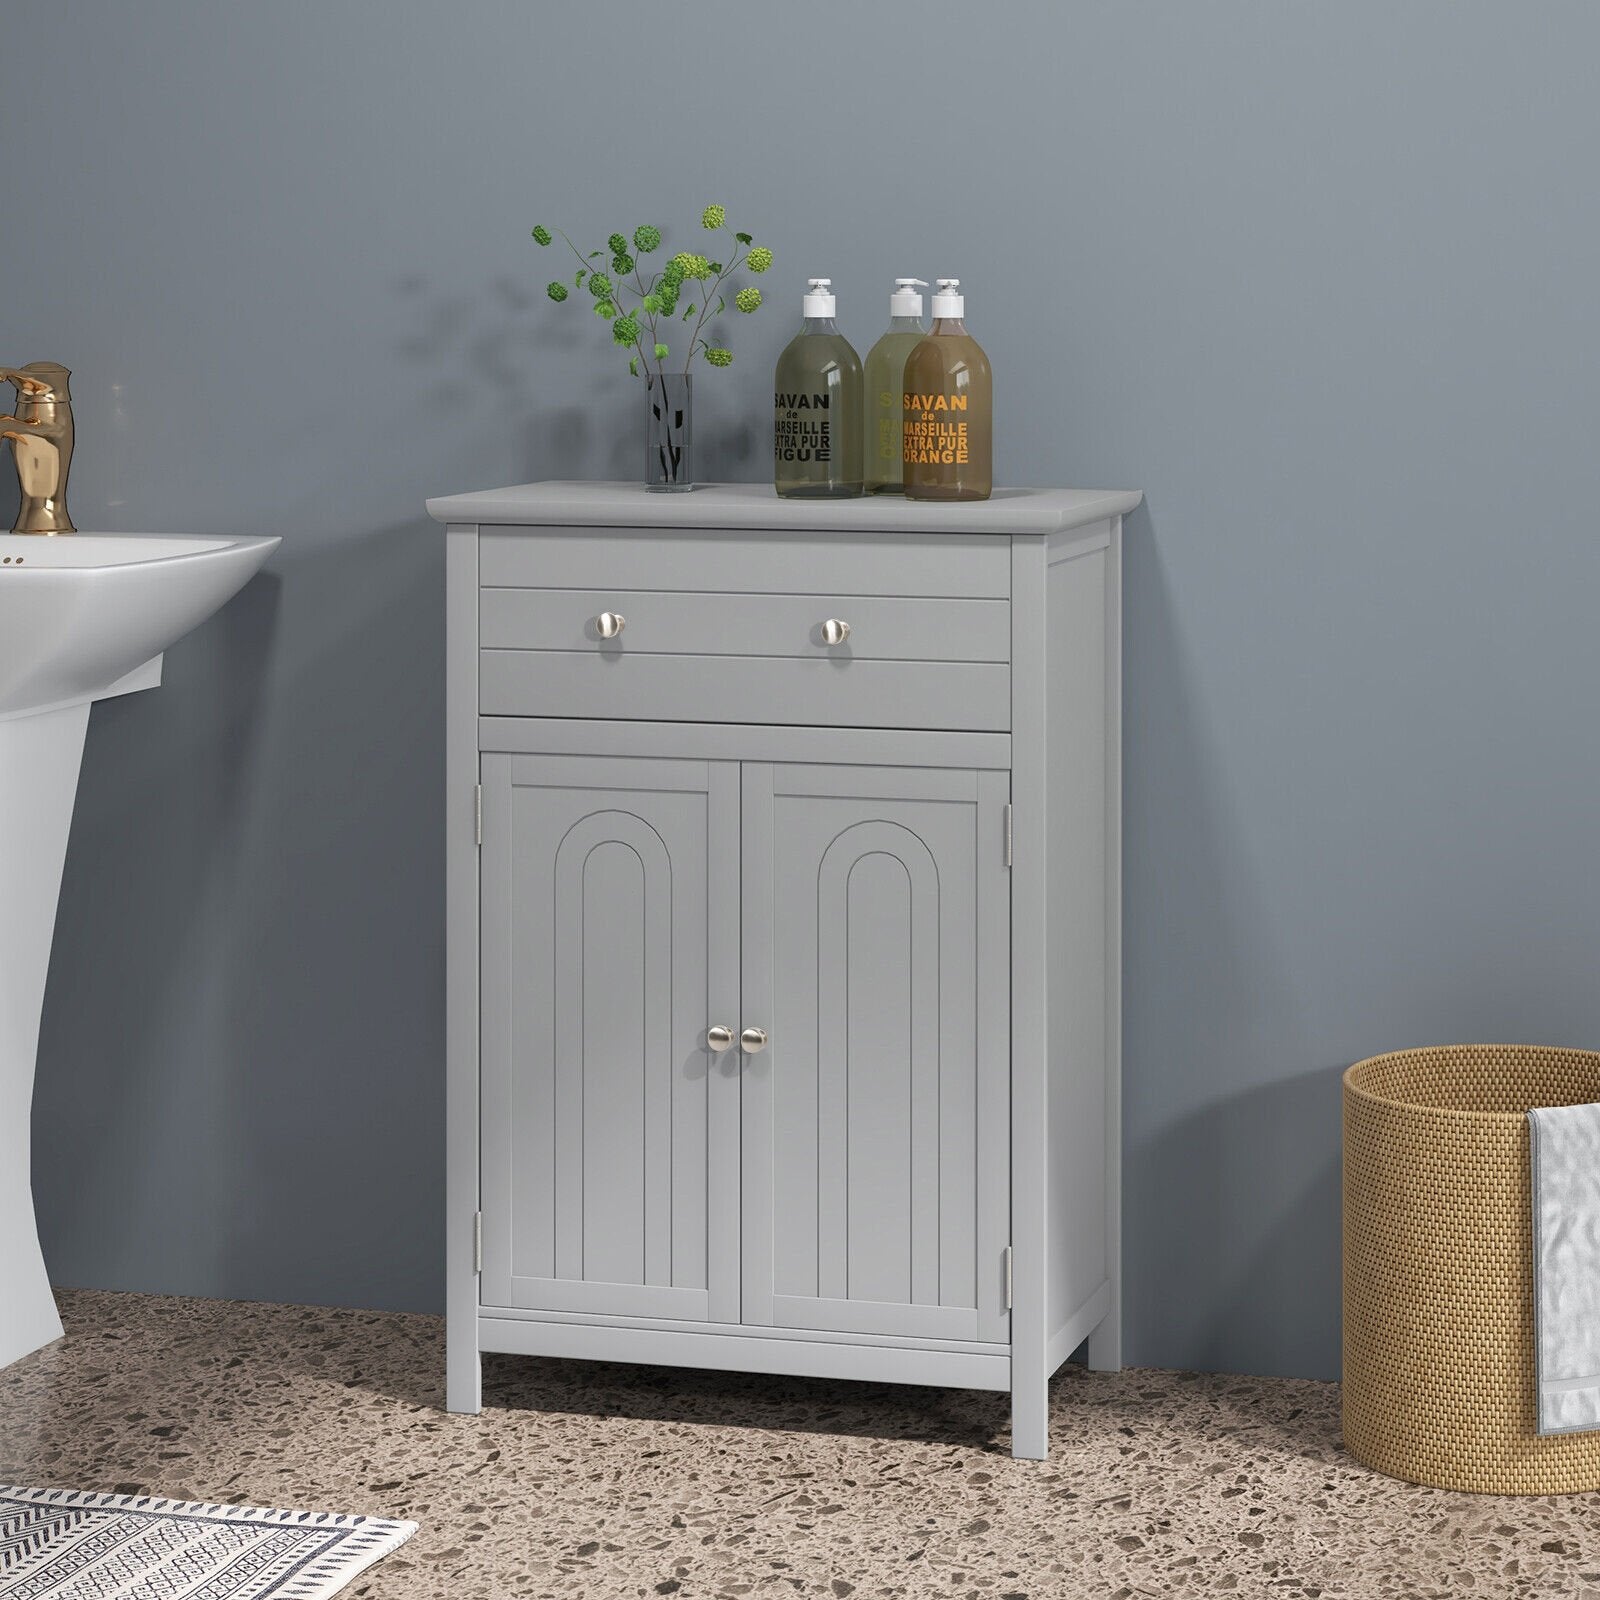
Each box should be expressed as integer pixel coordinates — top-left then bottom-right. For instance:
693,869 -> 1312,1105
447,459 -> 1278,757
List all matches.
740,1026 -> 769,1054
821,618 -> 851,646
596,610 -> 626,639
706,1024 -> 735,1052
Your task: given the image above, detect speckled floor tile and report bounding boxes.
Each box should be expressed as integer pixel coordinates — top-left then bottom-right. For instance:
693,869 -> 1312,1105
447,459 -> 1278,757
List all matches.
2,1293 -> 1598,1597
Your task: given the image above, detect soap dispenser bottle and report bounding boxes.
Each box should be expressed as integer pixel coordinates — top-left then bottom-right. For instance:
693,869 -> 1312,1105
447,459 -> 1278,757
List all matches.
774,278 -> 864,498
903,278 -> 992,501
863,278 -> 928,493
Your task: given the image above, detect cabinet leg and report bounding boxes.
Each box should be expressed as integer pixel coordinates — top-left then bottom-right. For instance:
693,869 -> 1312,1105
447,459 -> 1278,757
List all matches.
1010,1366 -> 1049,1460
447,1329 -> 482,1415
1087,1298 -> 1122,1373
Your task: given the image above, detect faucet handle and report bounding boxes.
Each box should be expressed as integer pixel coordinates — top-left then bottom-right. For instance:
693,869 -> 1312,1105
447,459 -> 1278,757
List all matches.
1,363 -> 70,402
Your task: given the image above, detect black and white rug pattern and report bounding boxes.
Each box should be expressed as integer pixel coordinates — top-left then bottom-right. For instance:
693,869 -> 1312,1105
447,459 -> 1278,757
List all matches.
0,1486 -> 416,1599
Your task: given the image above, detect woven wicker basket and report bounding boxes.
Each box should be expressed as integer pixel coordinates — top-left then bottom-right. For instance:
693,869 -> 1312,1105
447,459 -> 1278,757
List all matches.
1343,1045 -> 1600,1493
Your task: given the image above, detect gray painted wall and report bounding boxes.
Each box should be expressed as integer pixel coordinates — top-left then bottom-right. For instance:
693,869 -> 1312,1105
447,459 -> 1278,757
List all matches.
13,2 -> 1600,1380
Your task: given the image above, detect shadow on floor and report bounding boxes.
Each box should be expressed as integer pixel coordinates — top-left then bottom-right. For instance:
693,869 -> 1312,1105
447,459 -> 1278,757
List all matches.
1068,1362 -> 1349,1471
254,1299 -> 1012,1450
480,1351 -> 1012,1452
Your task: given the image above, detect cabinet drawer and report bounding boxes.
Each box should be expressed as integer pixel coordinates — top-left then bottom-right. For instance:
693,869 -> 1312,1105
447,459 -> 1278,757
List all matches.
480,650 -> 1010,732
481,589 -> 1010,663
479,526 -> 1010,599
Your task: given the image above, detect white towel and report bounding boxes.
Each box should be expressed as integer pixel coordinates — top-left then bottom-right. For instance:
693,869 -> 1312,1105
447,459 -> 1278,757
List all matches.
1529,1102 -> 1600,1434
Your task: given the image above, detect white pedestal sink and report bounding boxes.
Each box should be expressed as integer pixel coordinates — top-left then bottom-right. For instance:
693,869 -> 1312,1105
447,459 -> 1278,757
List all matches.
0,532 -> 279,1370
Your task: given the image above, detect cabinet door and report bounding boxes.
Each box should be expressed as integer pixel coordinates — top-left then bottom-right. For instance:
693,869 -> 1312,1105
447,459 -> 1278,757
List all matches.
480,753 -> 740,1322
740,763 -> 1011,1343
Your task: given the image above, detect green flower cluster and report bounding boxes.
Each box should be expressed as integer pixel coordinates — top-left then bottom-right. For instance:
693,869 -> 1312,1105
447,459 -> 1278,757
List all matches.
670,252 -> 713,281
656,255 -> 684,315
530,211 -> 770,381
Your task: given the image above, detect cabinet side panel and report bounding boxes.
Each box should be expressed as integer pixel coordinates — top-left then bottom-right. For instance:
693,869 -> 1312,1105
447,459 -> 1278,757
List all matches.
1045,538 -> 1112,1341
1009,535 -> 1050,1457
1088,523 -> 1123,1372
445,525 -> 481,1413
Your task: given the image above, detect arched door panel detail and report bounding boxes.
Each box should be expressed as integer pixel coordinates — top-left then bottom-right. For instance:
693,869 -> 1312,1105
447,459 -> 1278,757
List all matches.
480,753 -> 740,1323
741,763 -> 1011,1344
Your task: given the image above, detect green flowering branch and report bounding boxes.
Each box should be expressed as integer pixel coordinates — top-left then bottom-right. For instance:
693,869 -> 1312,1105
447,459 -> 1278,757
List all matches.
531,206 -> 772,383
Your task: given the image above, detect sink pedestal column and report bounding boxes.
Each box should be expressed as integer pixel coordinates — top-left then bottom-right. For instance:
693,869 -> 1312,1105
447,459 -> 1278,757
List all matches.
0,701 -> 90,1369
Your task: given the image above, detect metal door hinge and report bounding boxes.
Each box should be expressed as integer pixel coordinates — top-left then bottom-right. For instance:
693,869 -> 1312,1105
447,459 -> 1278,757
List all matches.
473,1211 -> 483,1274
1003,1244 -> 1014,1310
1003,804 -> 1013,868
474,784 -> 483,847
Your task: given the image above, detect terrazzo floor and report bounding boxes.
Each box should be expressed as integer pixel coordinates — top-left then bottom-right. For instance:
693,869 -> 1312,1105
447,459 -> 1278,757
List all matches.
2,1293 -> 1598,1598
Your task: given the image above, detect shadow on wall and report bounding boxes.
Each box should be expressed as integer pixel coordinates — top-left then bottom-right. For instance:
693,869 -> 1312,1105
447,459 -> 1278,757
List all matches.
392,271 -> 760,483
1138,1064 -> 1344,1381
34,520 -> 445,1315
1122,505 -> 1343,1380
34,562 -> 281,1286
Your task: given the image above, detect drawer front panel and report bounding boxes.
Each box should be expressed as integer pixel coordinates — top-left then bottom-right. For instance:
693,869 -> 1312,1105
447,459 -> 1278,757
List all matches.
480,649 -> 1010,732
479,527 -> 1010,599
481,589 -> 1010,663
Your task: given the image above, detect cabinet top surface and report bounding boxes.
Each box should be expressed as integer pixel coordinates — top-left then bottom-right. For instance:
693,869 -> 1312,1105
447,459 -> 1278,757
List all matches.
426,480 -> 1142,535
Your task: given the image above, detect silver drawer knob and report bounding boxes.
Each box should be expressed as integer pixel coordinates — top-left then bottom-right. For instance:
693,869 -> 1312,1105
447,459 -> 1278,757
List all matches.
595,610 -> 626,639
740,1026 -> 769,1054
706,1024 -> 735,1052
820,618 -> 851,646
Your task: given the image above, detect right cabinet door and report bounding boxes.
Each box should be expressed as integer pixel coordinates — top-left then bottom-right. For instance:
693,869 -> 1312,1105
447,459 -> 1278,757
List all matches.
740,762 -> 1011,1343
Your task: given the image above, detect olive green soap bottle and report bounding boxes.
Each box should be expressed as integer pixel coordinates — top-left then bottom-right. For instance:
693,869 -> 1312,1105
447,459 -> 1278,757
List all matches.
903,278 -> 992,501
863,278 -> 928,493
774,278 -> 863,498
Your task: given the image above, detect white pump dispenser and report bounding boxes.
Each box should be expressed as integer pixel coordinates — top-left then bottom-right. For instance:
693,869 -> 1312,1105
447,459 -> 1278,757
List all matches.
802,278 -> 837,319
890,278 -> 928,318
932,278 -> 964,319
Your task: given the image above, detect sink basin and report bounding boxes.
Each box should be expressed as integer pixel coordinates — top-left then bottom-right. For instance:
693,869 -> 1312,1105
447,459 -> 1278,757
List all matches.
0,533 -> 280,720
0,530 -> 278,1371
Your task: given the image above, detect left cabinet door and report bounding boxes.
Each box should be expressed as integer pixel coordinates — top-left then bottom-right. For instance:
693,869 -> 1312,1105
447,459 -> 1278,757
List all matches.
480,753 -> 741,1323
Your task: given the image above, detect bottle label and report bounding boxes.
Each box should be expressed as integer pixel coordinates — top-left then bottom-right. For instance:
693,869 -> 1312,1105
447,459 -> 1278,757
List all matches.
902,390 -> 970,466
775,391 -> 832,463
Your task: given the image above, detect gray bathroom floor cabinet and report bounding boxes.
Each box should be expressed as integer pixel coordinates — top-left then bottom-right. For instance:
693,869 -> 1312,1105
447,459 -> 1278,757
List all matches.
429,481 -> 1141,1459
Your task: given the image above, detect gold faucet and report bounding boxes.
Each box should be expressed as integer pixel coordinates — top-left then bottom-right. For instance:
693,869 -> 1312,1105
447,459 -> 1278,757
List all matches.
0,363 -> 74,534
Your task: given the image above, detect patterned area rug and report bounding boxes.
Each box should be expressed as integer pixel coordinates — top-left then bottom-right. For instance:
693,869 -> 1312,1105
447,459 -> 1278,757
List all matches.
0,1487 -> 415,1600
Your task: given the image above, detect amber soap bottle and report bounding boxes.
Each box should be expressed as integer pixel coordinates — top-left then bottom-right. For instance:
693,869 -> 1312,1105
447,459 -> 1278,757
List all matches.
902,278 -> 992,501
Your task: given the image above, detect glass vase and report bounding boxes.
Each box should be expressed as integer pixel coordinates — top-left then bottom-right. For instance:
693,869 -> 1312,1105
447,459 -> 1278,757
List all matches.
645,372 -> 692,491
